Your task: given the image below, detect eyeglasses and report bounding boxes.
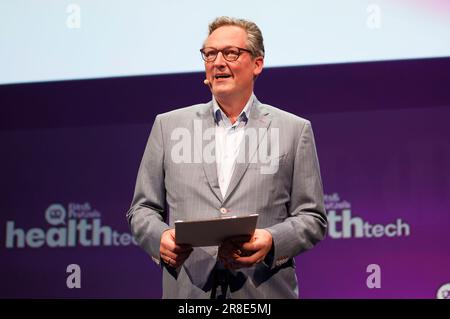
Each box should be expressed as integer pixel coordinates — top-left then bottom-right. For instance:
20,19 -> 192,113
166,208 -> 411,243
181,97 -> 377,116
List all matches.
200,46 -> 253,62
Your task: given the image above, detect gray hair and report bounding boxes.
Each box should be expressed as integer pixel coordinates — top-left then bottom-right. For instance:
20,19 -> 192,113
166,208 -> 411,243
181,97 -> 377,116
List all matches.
207,16 -> 265,58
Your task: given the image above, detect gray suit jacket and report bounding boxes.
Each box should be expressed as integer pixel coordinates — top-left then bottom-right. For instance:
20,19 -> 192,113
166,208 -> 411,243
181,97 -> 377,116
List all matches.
127,97 -> 327,298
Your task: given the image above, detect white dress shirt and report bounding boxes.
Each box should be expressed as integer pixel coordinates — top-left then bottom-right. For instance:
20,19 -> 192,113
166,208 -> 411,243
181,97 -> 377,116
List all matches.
213,94 -> 254,198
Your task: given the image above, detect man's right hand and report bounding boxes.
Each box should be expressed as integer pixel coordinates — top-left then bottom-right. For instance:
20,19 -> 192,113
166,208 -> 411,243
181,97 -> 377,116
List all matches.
160,229 -> 193,268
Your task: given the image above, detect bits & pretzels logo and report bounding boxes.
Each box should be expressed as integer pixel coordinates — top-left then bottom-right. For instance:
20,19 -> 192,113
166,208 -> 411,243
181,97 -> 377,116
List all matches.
5,202 -> 136,249
325,193 -> 411,239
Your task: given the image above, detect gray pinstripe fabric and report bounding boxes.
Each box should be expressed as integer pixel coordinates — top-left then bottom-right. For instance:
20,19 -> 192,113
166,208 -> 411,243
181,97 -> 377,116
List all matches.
126,97 -> 327,298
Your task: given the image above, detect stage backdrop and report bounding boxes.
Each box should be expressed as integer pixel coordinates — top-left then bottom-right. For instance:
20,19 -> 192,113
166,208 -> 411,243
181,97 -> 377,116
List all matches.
1,57 -> 449,298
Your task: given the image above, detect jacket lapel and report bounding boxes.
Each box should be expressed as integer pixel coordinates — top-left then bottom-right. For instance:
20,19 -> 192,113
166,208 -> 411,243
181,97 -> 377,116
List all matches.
197,102 -> 223,203
223,98 -> 272,203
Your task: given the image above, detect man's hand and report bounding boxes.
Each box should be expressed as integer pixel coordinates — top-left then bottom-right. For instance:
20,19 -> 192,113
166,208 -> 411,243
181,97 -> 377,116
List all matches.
218,229 -> 273,269
160,229 -> 193,268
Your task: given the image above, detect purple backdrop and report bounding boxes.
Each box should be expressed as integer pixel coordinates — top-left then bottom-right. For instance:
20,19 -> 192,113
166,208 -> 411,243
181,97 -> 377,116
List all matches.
1,58 -> 449,298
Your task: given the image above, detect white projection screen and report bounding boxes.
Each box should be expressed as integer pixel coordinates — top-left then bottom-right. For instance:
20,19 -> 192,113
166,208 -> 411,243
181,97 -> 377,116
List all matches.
1,0 -> 450,85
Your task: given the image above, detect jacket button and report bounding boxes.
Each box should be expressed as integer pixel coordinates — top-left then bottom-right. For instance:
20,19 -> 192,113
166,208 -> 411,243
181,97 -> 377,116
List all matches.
220,207 -> 228,214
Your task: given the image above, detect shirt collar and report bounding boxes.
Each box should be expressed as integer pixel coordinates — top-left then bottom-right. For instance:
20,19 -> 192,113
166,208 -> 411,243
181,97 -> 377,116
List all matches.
212,93 -> 254,127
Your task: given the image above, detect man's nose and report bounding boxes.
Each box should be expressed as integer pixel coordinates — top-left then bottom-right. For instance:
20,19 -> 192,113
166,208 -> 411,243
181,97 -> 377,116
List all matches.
213,51 -> 227,67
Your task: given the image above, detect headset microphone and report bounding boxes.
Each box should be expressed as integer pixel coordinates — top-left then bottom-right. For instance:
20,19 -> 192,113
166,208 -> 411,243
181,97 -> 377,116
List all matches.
203,79 -> 212,89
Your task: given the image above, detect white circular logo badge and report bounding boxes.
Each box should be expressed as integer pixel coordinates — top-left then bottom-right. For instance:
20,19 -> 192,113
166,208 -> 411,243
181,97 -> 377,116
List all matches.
45,203 -> 66,225
436,283 -> 450,299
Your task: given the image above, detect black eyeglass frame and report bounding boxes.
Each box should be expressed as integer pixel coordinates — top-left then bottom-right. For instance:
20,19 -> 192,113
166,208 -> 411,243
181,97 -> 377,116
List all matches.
200,46 -> 253,62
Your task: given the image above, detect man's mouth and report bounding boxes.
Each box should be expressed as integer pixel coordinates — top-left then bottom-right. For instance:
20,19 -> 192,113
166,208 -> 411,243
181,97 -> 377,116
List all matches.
214,74 -> 232,80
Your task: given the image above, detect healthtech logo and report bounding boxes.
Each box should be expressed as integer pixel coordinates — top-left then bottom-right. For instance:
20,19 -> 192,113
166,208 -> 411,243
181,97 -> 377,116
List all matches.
5,202 -> 136,248
325,193 -> 411,239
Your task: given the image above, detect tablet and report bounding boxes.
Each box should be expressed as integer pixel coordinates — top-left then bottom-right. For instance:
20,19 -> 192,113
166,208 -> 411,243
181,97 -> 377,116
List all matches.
174,214 -> 258,247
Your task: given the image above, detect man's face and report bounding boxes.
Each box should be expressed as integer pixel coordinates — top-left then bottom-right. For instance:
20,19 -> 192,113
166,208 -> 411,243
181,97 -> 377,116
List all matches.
203,26 -> 264,101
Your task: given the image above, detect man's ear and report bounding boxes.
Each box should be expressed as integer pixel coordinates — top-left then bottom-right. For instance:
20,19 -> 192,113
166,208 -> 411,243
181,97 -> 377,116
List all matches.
253,56 -> 264,81
253,56 -> 264,77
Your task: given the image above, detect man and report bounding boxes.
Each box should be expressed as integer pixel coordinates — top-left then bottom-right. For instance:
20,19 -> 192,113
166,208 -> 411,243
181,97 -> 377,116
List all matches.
127,16 -> 327,299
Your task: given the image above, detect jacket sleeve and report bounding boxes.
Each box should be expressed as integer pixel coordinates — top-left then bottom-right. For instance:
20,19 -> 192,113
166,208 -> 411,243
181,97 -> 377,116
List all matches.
126,115 -> 170,264
265,120 -> 327,269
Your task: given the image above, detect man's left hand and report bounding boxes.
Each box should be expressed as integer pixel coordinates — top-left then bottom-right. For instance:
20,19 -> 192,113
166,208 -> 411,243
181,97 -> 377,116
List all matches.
218,229 -> 273,269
